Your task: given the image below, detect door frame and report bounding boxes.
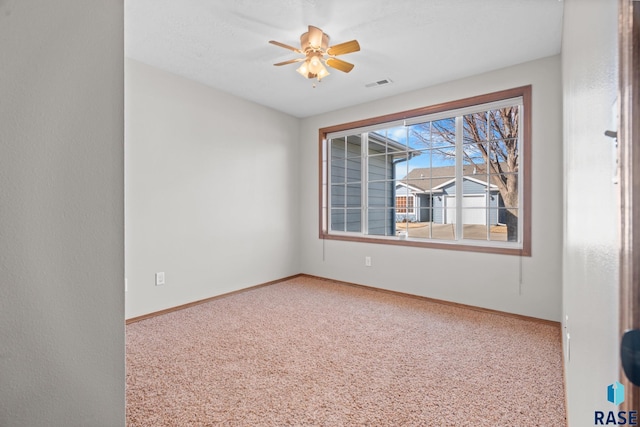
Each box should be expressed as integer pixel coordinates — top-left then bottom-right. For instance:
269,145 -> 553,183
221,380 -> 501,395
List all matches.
619,0 -> 640,413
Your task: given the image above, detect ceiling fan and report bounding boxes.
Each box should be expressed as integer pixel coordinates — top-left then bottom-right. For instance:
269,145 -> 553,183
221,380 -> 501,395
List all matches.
269,25 -> 360,82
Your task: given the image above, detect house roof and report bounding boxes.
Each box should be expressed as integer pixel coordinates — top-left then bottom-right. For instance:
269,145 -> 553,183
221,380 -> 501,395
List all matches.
399,165 -> 498,192
369,131 -> 423,160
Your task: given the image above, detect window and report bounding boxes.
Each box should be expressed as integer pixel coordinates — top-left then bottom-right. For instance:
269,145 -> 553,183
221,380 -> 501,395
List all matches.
319,86 -> 531,256
395,195 -> 414,214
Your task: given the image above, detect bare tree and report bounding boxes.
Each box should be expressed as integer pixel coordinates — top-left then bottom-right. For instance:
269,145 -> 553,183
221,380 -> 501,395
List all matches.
427,107 -> 520,241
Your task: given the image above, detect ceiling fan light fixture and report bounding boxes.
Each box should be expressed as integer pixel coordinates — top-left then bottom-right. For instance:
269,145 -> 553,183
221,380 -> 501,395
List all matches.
316,64 -> 330,80
296,61 -> 310,78
270,25 -> 359,83
307,53 -> 325,75
295,57 -> 329,81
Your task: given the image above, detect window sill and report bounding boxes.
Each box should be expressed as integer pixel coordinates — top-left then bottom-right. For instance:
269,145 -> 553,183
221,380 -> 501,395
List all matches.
319,232 -> 531,256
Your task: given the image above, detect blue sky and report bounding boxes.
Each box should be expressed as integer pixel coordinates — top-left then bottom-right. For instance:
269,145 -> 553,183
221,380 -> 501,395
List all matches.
374,123 -> 457,179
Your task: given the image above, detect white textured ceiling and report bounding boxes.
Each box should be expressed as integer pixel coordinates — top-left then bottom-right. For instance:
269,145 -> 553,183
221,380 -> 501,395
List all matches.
125,0 -> 563,118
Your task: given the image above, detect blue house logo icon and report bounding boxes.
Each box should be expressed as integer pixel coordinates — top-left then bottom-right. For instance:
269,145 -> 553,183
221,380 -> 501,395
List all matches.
608,381 -> 625,406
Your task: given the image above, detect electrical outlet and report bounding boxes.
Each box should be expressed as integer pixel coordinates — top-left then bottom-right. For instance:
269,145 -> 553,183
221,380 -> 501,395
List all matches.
365,256 -> 372,267
155,272 -> 165,286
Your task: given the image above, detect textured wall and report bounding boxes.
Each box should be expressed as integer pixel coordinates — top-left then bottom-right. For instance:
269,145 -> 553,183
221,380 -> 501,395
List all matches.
300,56 -> 563,321
0,1 -> 125,426
561,1 -> 620,425
125,59 -> 300,319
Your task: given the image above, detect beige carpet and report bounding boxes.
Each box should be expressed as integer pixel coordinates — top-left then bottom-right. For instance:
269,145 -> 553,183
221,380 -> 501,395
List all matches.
126,276 -> 566,426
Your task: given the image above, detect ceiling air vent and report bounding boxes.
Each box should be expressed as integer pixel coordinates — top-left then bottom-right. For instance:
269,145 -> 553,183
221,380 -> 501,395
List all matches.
365,78 -> 393,88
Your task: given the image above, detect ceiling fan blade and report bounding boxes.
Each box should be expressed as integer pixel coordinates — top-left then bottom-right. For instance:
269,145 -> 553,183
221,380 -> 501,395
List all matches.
307,25 -> 324,48
326,57 -> 355,73
269,40 -> 302,53
327,40 -> 360,56
273,58 -> 305,66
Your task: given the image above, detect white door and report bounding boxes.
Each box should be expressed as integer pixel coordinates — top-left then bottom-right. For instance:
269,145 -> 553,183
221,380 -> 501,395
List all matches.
445,195 -> 486,224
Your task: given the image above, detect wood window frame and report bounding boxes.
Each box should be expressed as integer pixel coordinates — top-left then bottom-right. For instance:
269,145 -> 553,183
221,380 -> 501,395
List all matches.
318,85 -> 532,256
619,0 -> 640,413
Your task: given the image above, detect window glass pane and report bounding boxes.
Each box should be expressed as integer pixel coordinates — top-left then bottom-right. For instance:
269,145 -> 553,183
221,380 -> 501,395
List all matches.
387,126 -> 408,150
368,137 -> 387,155
407,124 -> 431,151
462,143 -> 488,172
432,146 -> 456,168
396,196 -> 408,213
488,219 -> 508,242
394,159 -> 409,184
346,135 -> 362,158
465,172 -> 490,183
371,127 -> 406,153
406,149 -> 431,175
368,153 -> 391,182
441,195 -> 458,233
462,207 -> 489,241
431,221 -> 456,240
403,177 -> 430,193
330,184 -> 345,207
346,209 -> 361,232
331,137 -> 346,158
396,208 -> 433,239
331,159 -> 346,184
368,180 -> 393,208
429,118 -> 456,148
490,173 -> 518,209
395,194 -> 415,214
490,208 -> 518,242
330,209 -> 345,232
489,107 -> 519,142
463,111 -> 489,143
368,208 -> 394,236
395,218 -> 410,236
346,184 -> 361,207
490,138 -> 518,163
346,158 -> 361,182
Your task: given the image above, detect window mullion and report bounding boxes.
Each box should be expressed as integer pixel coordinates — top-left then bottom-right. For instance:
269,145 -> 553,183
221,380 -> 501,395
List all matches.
486,113 -> 491,241
455,116 -> 463,240
362,133 -> 368,236
326,138 -> 331,233
518,104 -> 524,243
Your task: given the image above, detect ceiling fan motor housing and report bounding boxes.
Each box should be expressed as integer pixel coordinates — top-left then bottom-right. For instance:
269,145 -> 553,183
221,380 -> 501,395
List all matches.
300,26 -> 329,53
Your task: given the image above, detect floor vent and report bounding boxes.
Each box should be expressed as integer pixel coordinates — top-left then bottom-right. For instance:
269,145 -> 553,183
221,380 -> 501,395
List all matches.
365,78 -> 393,88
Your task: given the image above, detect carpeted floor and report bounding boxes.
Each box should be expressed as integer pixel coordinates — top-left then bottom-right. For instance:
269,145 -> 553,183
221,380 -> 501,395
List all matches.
126,276 -> 566,426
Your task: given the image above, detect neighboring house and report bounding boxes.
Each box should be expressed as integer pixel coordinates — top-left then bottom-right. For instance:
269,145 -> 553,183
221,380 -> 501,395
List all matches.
396,165 -> 505,225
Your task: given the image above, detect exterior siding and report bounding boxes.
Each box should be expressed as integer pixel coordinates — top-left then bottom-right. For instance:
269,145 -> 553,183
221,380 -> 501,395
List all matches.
433,193 -> 445,223
368,149 -> 394,235
330,136 -> 363,232
330,135 -> 395,236
444,178 -> 487,196
417,194 -> 431,222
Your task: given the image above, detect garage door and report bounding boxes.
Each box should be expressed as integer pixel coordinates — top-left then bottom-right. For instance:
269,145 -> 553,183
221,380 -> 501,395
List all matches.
445,195 -> 486,224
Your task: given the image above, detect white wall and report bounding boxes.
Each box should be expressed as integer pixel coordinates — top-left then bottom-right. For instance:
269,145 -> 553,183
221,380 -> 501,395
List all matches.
562,0 -> 620,425
125,59 -> 300,319
300,55 -> 563,321
0,2 -> 124,426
